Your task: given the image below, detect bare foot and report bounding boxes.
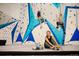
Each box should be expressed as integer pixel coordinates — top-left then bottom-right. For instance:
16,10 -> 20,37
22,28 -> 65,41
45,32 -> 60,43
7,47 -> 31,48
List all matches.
50,46 -> 55,49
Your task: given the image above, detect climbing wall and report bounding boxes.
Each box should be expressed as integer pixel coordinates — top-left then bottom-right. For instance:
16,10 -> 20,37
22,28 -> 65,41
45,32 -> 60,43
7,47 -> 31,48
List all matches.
65,9 -> 77,44
32,23 -> 50,47
78,9 -> 79,30
14,4 -> 28,44
65,8 -> 79,45
0,9 -> 17,45
31,3 -> 60,27
0,3 -> 79,46
0,3 -> 28,45
31,3 -> 63,45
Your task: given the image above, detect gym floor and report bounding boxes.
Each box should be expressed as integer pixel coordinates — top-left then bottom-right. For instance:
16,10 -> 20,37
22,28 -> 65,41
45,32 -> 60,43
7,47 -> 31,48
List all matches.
0,43 -> 79,51
0,43 -> 79,55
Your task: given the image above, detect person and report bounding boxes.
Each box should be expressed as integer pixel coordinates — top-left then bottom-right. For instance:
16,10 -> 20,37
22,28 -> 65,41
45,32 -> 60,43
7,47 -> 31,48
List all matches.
56,14 -> 66,34
37,11 -> 46,29
37,11 -> 45,23
44,30 -> 60,50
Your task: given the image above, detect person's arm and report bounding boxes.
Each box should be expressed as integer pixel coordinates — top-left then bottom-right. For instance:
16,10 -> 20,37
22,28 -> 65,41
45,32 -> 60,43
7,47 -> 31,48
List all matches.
45,37 -> 53,48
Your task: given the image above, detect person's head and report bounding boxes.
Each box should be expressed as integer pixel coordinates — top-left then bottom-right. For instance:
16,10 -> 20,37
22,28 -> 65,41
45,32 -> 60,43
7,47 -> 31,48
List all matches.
37,11 -> 41,18
46,30 -> 51,37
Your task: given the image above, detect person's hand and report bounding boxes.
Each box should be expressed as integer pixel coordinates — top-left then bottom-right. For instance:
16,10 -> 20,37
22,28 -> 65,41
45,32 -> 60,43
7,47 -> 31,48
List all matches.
50,45 -> 55,49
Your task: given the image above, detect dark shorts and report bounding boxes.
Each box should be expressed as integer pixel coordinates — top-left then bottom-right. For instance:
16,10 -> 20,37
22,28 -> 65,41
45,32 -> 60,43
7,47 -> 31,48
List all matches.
56,22 -> 64,26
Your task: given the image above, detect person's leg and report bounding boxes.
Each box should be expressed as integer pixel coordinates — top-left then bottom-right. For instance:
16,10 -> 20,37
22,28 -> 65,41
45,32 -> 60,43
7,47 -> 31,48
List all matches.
50,39 -> 60,50
44,42 -> 50,49
40,18 -> 45,23
44,42 -> 56,50
56,22 -> 59,28
50,39 -> 56,45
